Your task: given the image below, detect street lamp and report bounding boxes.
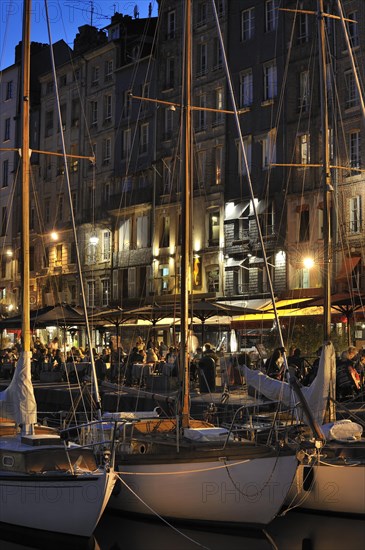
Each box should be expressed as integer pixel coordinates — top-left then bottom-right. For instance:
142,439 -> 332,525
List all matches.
303,257 -> 315,269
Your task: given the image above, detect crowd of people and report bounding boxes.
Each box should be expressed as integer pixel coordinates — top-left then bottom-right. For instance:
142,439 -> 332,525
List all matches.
263,344 -> 364,400
0,334 -> 364,400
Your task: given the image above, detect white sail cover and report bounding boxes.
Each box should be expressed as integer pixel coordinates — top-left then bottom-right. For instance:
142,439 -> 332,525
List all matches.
243,341 -> 336,426
0,351 -> 37,425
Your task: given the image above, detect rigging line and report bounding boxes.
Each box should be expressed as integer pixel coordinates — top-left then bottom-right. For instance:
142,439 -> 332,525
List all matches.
44,0 -> 102,417
336,0 -> 365,121
118,458 -> 250,476
116,474 -> 211,550
211,1 -> 288,373
272,163 -> 365,172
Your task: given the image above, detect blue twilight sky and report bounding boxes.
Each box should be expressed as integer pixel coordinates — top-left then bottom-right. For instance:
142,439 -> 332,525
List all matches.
0,0 -> 158,69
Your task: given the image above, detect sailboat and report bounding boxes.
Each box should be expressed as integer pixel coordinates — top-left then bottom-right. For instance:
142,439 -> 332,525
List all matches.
105,0 -> 298,527
241,1 -> 365,516
0,0 -> 116,536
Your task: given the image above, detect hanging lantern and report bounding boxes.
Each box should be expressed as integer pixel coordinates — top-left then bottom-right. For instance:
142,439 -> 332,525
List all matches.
341,315 -> 347,324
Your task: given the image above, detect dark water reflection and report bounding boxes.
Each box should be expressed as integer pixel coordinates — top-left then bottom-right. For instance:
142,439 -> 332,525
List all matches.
0,510 -> 364,550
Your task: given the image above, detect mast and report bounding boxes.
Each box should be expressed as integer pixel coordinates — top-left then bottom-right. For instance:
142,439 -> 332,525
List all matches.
318,0 -> 336,421
180,0 -> 192,429
21,0 -> 31,356
317,0 -> 332,341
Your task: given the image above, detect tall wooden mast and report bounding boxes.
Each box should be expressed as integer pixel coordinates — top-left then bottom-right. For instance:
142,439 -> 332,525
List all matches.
21,0 -> 31,354
180,0 -> 192,428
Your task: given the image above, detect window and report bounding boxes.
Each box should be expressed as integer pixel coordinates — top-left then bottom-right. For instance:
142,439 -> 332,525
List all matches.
105,59 -> 113,81
162,157 -> 172,193
160,216 -> 170,248
299,134 -> 310,165
70,144 -> 78,173
122,129 -> 131,158
46,80 -> 54,94
57,195 -> 64,222
141,82 -> 150,112
263,61 -> 277,101
215,0 -> 224,17
206,266 -> 219,292
213,38 -> 222,70
215,147 -> 223,185
238,136 -> 252,176
297,13 -> 308,43
197,94 -> 207,130
71,99 -> 80,127
197,149 -> 207,186
197,2 -> 207,27
87,280 -> 95,307
265,0 -> 278,33
350,196 -> 361,233
140,123 -> 149,154
30,246 -> 35,272
2,160 -> 9,187
262,130 -> 276,168
119,219 -> 130,250
6,81 -> 13,100
349,130 -> 360,170
104,94 -> 112,121
167,10 -> 176,39
1,207 -> 7,236
136,215 -> 149,249
298,268 -> 310,289
91,66 -> 99,86
241,8 -> 255,41
347,11 -> 359,48
214,88 -> 223,125
166,57 -> 175,89
164,108 -> 174,141
345,71 -> 359,109
123,90 -> 132,118
208,211 -> 220,246
58,103 -> 67,132
45,110 -> 53,137
159,265 -> 170,293
71,191 -> 77,215
102,231 -> 111,260
103,138 -> 111,165
240,69 -> 253,107
104,183 -> 110,205
90,101 -> 98,127
299,208 -> 309,242
43,247 -> 50,268
59,74 -> 67,87
4,118 -> 10,141
198,43 -> 208,75
73,68 -> 80,81
56,155 -> 64,176
44,199 -> 50,224
299,71 -> 310,111
101,279 -> 110,306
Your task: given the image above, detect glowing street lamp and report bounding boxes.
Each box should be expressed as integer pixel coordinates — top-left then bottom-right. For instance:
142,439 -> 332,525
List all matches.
303,257 -> 315,269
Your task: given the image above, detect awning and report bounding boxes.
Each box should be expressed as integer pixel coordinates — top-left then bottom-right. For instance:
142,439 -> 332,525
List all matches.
224,202 -> 249,221
225,258 -> 243,268
336,257 -> 361,281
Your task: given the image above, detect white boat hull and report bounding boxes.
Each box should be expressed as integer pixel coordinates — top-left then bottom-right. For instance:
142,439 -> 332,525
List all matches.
287,461 -> 365,515
0,469 -> 116,537
110,454 -> 297,526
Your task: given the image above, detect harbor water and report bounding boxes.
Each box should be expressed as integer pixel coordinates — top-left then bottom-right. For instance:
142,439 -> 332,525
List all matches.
0,509 -> 364,550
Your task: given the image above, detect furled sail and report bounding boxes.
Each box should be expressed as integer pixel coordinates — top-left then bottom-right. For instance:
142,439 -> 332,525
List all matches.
0,351 -> 37,425
243,341 -> 336,426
